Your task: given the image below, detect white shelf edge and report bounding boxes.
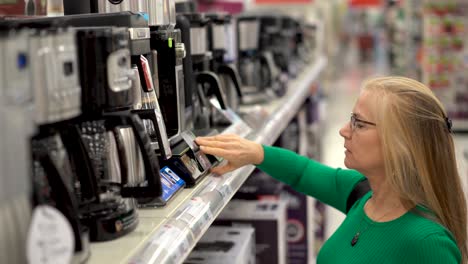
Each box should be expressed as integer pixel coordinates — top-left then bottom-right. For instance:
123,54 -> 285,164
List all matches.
87,56 -> 327,264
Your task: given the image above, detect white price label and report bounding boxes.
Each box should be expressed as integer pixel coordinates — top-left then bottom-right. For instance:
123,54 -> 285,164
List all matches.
151,224 -> 183,247
185,198 -> 213,219
202,178 -> 220,193
216,184 -> 233,202
176,198 -> 213,235
26,205 -> 74,264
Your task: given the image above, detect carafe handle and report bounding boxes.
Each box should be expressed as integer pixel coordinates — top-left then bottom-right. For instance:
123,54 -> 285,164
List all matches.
34,149 -> 84,252
218,64 -> 243,99
106,112 -> 162,198
195,71 -> 227,109
132,108 -> 172,160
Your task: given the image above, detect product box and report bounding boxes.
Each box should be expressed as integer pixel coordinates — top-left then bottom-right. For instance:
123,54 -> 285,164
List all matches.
233,169 -> 285,200
184,226 -> 256,264
213,200 -> 287,264
281,185 -> 313,264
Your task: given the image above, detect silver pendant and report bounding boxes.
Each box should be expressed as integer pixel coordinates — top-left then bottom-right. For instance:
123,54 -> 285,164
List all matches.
351,232 -> 360,246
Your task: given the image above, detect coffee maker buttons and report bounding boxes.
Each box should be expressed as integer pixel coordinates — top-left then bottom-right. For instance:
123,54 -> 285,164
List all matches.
175,43 -> 186,59
107,49 -> 133,92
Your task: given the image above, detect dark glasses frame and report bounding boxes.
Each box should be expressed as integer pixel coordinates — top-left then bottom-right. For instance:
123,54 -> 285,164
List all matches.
350,112 -> 376,130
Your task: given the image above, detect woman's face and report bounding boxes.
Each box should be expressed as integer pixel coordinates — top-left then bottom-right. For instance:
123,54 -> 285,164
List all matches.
339,90 -> 384,176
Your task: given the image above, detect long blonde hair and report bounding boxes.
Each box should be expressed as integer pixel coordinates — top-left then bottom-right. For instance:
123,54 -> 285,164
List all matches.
363,76 -> 467,262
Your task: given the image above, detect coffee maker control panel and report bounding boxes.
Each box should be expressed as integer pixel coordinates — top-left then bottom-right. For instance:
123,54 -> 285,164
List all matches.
107,49 -> 134,92
164,130 -> 219,187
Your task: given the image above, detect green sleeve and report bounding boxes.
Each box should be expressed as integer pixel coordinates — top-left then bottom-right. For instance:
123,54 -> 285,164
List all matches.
405,233 -> 461,263
256,145 -> 365,213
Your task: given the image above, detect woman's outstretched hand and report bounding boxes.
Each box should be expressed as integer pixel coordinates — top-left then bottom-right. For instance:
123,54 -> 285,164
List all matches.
195,134 -> 264,175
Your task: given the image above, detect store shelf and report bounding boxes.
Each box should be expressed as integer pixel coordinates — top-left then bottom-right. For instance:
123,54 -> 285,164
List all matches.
87,56 -> 327,264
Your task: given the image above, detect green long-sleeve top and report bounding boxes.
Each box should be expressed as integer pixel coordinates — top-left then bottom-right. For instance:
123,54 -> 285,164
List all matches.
257,145 -> 461,264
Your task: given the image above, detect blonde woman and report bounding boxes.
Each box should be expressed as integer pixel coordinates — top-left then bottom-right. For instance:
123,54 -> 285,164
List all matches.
195,76 -> 467,263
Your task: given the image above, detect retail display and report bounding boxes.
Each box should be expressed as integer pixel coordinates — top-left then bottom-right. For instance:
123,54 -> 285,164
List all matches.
184,226 -> 256,264
384,0 -> 423,78
422,0 -> 468,131
0,0 -> 326,262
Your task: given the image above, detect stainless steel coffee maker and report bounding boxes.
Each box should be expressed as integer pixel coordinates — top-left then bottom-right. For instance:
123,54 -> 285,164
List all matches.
0,28 -> 90,263
0,30 -> 36,264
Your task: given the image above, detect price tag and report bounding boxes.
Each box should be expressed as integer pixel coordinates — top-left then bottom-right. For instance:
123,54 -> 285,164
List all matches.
216,183 -> 234,202
151,224 -> 183,247
176,198 -> 213,236
186,198 -> 213,219
202,178 -> 220,194
26,205 -> 74,264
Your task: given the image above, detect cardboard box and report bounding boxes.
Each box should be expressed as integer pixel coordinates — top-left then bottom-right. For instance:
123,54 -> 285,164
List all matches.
281,185 -> 313,264
184,226 -> 255,264
213,200 -> 287,264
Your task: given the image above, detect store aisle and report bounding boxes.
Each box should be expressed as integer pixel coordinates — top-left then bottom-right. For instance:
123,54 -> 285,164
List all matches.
320,46 -> 388,240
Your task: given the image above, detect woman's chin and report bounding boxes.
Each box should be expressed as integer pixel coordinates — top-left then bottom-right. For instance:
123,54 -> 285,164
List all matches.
343,158 -> 353,169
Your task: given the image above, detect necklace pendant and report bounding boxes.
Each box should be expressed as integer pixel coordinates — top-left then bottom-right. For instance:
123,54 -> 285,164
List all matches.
351,233 -> 360,247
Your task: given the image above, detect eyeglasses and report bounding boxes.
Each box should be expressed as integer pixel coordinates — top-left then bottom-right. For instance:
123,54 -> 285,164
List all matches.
350,112 -> 376,131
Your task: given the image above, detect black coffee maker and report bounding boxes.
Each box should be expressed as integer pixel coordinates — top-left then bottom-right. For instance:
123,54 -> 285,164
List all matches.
236,14 -> 273,104
262,15 -> 301,78
175,3 -> 230,130
68,0 -> 216,189
281,16 -> 304,77
61,0 -> 218,188
20,12 -> 165,200
205,12 -> 243,112
0,27 -> 91,263
54,3 -> 179,206
70,26 -> 167,240
62,1 -> 174,161
137,0 -> 219,188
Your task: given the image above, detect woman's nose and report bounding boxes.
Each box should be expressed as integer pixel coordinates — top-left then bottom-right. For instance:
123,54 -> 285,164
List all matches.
339,122 -> 352,139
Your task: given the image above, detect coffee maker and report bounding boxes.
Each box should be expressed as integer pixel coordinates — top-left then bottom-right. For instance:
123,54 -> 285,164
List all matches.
0,96 -> 34,264
140,0 -> 220,187
175,2 -> 230,129
69,26 -> 172,240
52,3 -> 181,206
61,0 -> 174,161
206,12 -> 243,112
0,29 -> 35,264
282,17 -> 305,77
61,0 -> 218,188
265,15 -> 301,78
236,13 -> 279,104
0,27 -> 91,263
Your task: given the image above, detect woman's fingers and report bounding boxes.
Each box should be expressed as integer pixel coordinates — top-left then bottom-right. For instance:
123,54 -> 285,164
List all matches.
195,134 -> 240,144
196,139 -> 237,150
199,145 -> 232,158
195,135 -> 227,143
